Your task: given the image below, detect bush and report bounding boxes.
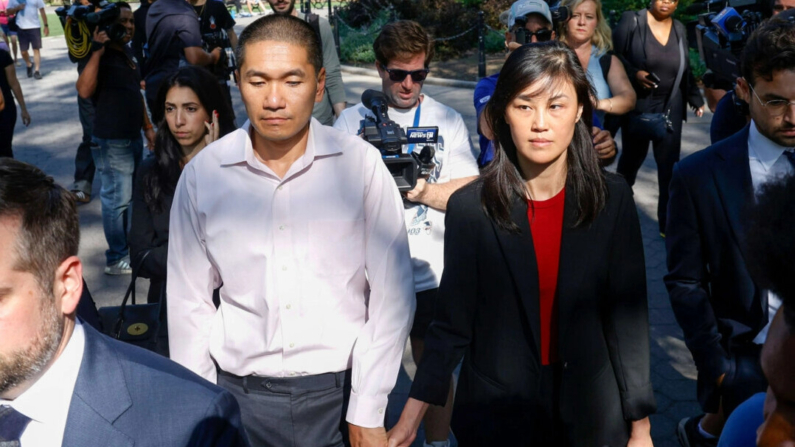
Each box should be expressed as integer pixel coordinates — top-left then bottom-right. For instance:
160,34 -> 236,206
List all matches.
485,27 -> 506,53
338,8 -> 392,64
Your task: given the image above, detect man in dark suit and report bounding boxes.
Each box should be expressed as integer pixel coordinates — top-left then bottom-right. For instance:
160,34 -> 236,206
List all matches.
665,18 -> 795,447
0,158 -> 248,447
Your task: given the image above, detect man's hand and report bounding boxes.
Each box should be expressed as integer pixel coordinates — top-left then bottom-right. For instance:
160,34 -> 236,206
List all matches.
92,28 -> 109,56
210,47 -> 223,65
635,70 -> 657,90
592,127 -> 616,160
692,105 -> 704,118
145,127 -> 156,151
348,424 -> 388,447
404,178 -> 427,203
43,25 -> 49,37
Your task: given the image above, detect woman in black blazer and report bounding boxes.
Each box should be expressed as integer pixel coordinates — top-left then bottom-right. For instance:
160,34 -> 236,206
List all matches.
612,0 -> 705,234
129,66 -> 235,354
388,42 -> 656,447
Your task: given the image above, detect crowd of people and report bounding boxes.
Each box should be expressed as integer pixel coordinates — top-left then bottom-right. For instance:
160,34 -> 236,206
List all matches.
0,0 -> 794,446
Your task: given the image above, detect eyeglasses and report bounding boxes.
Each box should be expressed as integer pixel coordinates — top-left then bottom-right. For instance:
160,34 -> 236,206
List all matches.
382,66 -> 430,83
748,82 -> 795,117
513,26 -> 554,43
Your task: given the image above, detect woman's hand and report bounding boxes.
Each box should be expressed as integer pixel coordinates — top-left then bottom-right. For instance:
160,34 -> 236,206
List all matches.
693,105 -> 704,118
387,398 -> 428,447
635,70 -> 657,90
204,110 -> 220,146
627,417 -> 653,447
21,109 -> 31,127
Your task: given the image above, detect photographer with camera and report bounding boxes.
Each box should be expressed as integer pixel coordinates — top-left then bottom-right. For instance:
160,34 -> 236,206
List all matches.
76,1 -> 155,275
144,0 -> 222,122
473,0 -> 617,167
190,0 -> 237,118
334,20 -> 479,447
664,16 -> 795,447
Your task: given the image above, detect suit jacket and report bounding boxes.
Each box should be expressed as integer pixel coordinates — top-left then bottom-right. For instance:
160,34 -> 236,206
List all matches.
410,174 -> 656,447
664,125 -> 768,411
612,9 -> 704,117
63,323 -> 249,447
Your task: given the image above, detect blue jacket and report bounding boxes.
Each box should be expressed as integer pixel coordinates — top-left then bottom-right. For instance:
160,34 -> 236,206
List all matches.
63,323 -> 249,447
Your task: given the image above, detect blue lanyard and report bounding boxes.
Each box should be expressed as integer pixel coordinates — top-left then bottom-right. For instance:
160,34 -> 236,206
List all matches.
407,102 -> 422,154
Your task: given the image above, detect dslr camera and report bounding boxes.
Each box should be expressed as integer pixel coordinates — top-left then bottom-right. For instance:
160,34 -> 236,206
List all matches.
514,1 -> 571,44
55,0 -> 125,62
202,30 -> 237,81
359,89 -> 438,192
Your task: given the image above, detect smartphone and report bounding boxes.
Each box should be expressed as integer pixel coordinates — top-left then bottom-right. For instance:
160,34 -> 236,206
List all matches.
646,72 -> 661,84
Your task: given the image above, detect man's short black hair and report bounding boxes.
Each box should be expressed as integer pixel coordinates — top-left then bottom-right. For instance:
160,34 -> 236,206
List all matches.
116,1 -> 132,10
745,174 -> 795,330
235,14 -> 323,74
741,17 -> 795,85
0,159 -> 79,295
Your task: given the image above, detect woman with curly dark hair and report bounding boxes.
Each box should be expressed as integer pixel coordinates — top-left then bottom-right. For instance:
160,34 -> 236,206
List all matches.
129,65 -> 235,354
388,41 -> 655,447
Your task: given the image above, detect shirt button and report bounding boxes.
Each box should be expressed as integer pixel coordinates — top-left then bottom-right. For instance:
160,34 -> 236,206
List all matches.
288,372 -> 296,377
277,186 -> 284,191
282,265 -> 288,271
378,408 -> 384,415
289,342 -> 295,348
279,225 -> 285,231
285,304 -> 292,310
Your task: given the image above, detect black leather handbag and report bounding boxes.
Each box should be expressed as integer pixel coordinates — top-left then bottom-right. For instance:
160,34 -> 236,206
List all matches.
97,251 -> 163,352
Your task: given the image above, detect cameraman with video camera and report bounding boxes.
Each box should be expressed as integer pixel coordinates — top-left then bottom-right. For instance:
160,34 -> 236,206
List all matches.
334,20 -> 479,447
144,0 -> 221,122
76,1 -> 155,275
189,0 -> 237,117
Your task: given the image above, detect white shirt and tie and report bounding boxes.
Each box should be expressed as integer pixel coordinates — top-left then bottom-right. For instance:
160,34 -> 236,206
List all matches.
0,321 -> 85,447
747,121 -> 794,344
167,118 -> 416,428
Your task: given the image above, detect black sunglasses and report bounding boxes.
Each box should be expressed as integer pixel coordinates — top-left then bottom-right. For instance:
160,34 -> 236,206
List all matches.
383,66 -> 430,83
515,27 -> 554,43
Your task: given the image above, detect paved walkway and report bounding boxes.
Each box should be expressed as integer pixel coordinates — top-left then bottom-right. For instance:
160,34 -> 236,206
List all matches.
7,15 -> 714,446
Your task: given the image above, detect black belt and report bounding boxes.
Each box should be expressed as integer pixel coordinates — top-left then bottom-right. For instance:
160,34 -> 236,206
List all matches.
218,369 -> 350,395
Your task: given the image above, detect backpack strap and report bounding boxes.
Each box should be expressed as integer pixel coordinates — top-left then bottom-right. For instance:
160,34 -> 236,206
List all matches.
306,13 -> 322,49
599,51 -> 613,85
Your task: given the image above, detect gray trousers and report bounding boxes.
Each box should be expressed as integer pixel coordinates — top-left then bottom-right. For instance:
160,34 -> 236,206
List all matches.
218,370 -> 352,447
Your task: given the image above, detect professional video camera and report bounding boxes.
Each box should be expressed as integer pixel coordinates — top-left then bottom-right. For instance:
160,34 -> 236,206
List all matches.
55,0 -> 125,62
514,1 -> 571,44
687,0 -> 767,89
359,89 -> 438,192
202,30 -> 237,81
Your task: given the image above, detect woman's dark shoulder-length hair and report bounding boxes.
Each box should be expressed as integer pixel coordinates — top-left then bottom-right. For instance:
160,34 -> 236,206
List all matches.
482,41 -> 607,232
144,65 -> 237,213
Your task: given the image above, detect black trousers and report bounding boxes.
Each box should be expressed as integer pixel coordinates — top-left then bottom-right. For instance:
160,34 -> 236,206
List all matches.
617,93 -> 684,234
218,369 -> 352,447
73,94 -> 96,193
0,101 -> 16,158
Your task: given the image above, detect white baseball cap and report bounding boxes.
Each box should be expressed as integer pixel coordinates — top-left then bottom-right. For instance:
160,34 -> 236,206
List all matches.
500,0 -> 553,28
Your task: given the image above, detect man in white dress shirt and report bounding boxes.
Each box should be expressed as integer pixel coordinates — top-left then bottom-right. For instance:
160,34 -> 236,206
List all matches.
665,18 -> 795,446
0,158 -> 247,447
167,14 -> 415,447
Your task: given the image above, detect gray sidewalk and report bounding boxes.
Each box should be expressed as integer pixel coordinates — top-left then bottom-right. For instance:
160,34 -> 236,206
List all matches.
8,24 -> 713,446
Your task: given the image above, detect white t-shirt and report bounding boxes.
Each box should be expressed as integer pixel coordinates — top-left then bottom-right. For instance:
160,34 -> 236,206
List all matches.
8,0 -> 44,30
335,94 -> 480,292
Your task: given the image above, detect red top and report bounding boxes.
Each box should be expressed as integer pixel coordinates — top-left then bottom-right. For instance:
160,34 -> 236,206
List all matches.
527,188 -> 565,366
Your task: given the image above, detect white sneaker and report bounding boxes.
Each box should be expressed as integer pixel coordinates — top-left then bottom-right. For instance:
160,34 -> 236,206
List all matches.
105,257 -> 132,275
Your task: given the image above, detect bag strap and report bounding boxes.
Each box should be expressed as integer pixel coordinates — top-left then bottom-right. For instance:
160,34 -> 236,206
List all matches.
119,250 -> 152,310
663,26 -> 686,117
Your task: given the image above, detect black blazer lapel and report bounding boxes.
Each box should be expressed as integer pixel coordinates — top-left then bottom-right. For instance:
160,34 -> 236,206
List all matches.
553,184 -> 585,361
712,126 -> 754,261
491,198 -> 542,361
63,324 -> 134,447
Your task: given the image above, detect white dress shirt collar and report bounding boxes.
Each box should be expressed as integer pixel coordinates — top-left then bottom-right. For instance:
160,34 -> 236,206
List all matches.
220,119 -> 344,173
0,320 -> 86,446
749,120 -> 793,173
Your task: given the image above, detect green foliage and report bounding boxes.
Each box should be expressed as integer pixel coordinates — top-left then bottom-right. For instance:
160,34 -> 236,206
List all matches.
485,28 -> 506,53
689,47 -> 706,81
338,8 -> 392,64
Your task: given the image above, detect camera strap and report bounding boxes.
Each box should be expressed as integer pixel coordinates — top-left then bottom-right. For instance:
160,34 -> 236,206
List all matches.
407,101 -> 422,154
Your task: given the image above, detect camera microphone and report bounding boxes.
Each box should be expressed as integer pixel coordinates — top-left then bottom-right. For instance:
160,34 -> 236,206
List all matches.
362,89 -> 390,122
